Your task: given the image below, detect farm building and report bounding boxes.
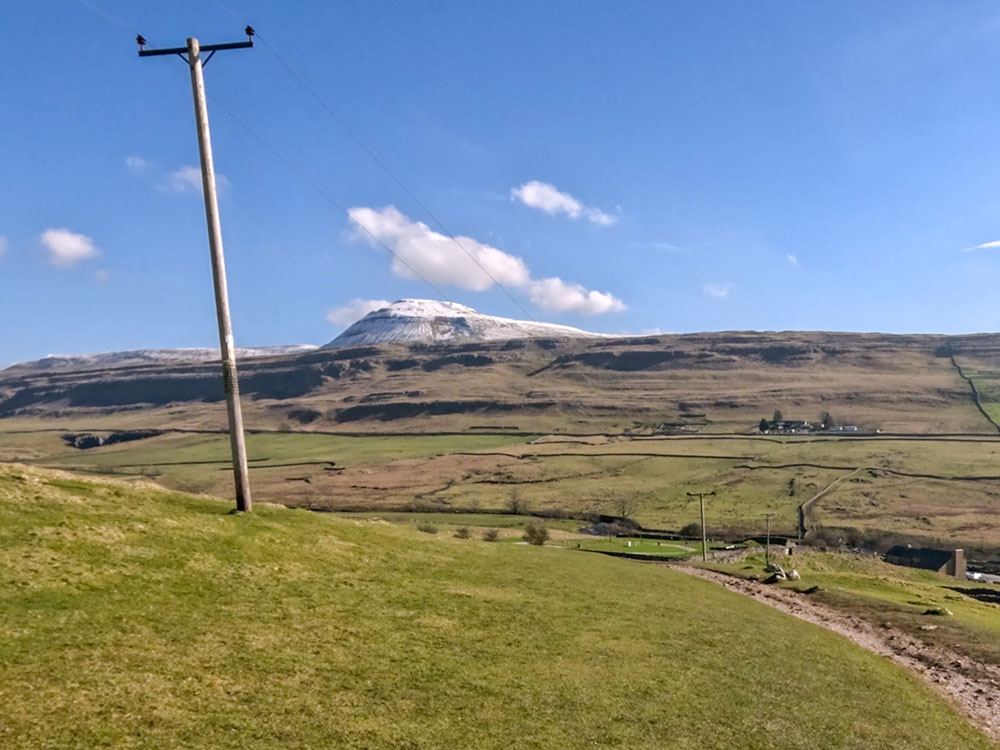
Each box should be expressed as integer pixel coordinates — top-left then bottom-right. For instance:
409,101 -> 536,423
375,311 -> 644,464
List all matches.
760,419 -> 814,434
884,545 -> 966,579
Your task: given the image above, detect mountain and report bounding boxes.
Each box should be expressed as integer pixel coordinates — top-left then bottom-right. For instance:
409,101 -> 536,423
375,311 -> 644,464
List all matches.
324,299 -> 604,348
2,345 -> 318,374
3,327 -> 1000,436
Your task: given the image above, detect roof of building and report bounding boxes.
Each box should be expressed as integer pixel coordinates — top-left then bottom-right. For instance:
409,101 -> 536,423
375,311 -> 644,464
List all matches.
884,546 -> 954,569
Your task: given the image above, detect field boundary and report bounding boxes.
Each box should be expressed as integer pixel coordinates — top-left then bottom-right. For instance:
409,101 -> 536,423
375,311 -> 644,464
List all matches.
950,355 -> 1000,434
798,468 -> 861,538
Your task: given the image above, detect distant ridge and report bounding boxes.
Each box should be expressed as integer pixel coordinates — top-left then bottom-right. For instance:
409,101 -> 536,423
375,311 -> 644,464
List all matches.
3,345 -> 318,373
324,299 -> 604,348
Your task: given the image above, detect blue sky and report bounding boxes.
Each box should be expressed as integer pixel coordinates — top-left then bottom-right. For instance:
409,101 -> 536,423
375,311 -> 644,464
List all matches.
5,1 -> 1000,366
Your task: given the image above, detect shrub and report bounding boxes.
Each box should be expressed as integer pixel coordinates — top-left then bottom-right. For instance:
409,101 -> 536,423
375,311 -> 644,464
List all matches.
679,522 -> 702,537
507,491 -> 529,515
482,528 -> 499,542
416,523 -> 437,534
523,522 -> 549,546
454,526 -> 471,539
803,525 -> 841,548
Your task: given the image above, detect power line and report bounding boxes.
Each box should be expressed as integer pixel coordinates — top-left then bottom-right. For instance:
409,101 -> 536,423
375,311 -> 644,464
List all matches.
64,0 -> 452,302
205,0 -> 538,321
67,0 -> 137,35
204,95 -> 452,300
74,0 -> 534,316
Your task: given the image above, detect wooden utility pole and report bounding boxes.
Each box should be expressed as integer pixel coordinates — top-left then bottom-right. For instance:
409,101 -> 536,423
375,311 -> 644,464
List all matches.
765,513 -> 773,567
138,30 -> 255,511
687,491 -> 716,562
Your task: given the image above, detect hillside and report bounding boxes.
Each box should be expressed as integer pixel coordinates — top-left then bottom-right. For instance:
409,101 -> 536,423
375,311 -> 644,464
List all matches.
0,463 -> 992,749
4,329 -> 1000,435
3,345 -> 318,373
325,299 -> 602,348
6,327 -> 1000,552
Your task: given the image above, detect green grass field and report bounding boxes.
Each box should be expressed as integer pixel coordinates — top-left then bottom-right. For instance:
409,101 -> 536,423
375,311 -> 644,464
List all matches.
0,463 -> 993,749
571,536 -> 712,557
4,426 -> 1000,548
339,510 -> 584,533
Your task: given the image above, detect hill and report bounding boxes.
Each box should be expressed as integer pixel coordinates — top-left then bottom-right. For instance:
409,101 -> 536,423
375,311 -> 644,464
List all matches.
0,463 -> 992,749
4,329 -> 1000,434
2,345 -> 318,374
325,298 -> 602,348
5,328 -> 1000,552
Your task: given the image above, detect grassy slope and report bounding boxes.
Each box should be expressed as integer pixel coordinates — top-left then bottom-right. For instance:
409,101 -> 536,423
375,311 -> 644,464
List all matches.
0,431 -> 533,498
0,465 -> 992,749
709,551 -> 1000,667
6,429 -> 1000,546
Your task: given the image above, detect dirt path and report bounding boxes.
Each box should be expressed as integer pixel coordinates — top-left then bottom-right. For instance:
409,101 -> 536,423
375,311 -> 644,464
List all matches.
675,566 -> 1000,745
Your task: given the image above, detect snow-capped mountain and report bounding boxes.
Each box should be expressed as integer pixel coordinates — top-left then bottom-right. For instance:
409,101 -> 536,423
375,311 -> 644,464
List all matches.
4,300 -> 603,372
4,345 -> 318,373
324,299 -> 604,348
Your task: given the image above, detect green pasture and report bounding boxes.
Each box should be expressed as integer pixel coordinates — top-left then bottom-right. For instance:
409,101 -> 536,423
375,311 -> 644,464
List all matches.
4,424 -> 1000,547
570,536 -> 714,558
0,463 -> 992,749
339,510 -> 584,533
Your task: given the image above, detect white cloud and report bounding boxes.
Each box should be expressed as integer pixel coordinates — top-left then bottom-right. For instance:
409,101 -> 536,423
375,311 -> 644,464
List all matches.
40,229 -> 99,268
526,277 -> 625,315
703,282 -> 735,299
125,155 -> 151,172
587,208 -> 617,226
94,269 -> 110,283
126,159 -> 228,194
326,298 -> 391,327
347,205 -> 625,316
164,166 -> 205,193
630,241 -> 689,254
964,240 -> 1000,252
348,205 -> 530,292
510,180 -> 618,226
787,253 -> 798,266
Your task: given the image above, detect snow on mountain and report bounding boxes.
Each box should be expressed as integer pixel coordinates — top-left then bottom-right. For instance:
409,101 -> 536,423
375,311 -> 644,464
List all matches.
4,345 -> 318,373
4,300 -> 605,372
324,299 -> 604,348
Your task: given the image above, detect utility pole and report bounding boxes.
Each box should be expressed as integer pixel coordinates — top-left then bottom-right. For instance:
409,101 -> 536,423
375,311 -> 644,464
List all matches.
138,30 -> 255,511
765,513 -> 773,568
687,491 -> 715,562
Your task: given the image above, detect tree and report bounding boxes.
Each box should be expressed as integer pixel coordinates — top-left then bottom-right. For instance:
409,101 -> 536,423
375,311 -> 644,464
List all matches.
523,522 -> 549,546
820,412 -> 835,430
612,495 -> 640,522
772,409 -> 783,423
507,489 -> 529,515
679,521 -> 701,537
759,417 -> 770,433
